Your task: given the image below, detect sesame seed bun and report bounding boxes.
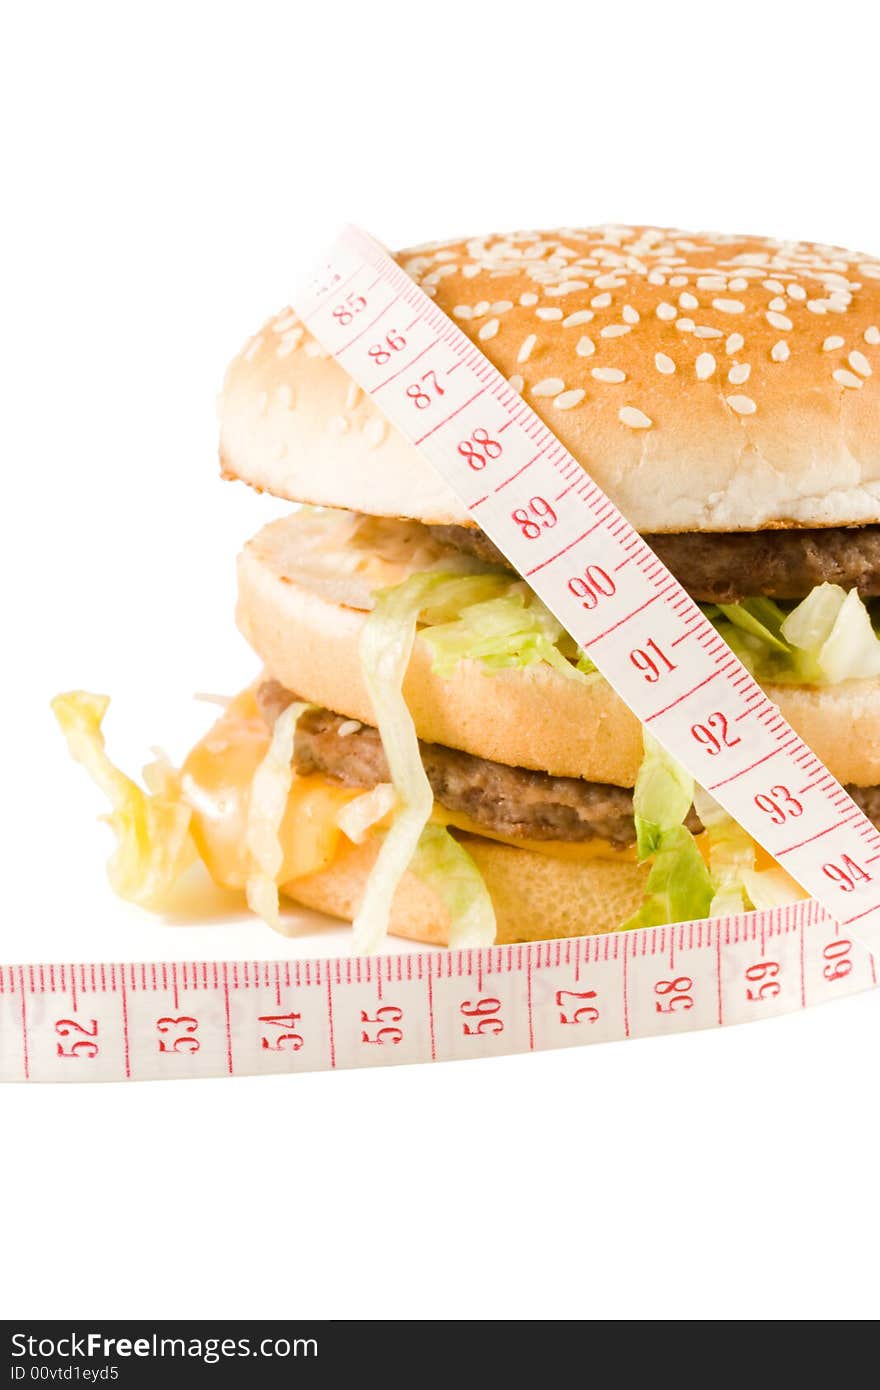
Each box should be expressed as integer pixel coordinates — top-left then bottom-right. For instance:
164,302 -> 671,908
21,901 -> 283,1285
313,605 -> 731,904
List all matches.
237,517 -> 880,788
281,833 -> 649,945
220,226 -> 880,533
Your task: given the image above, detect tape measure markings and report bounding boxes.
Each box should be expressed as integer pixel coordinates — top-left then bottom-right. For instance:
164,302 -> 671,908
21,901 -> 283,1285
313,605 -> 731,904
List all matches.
7,226 -> 880,1084
297,228 -> 880,950
2,903 -> 876,1081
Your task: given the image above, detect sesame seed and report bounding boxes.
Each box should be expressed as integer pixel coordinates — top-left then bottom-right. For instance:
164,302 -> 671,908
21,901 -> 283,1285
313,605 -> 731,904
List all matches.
601,324 -> 631,338
788,283 -> 807,301
696,352 -> 716,380
592,367 -> 626,383
728,362 -> 751,383
676,318 -> 695,333
473,300 -> 490,317
519,292 -> 539,306
338,720 -> 363,738
763,280 -> 785,294
517,334 -> 537,364
679,291 -> 699,310
345,381 -> 361,410
461,264 -> 481,280
865,326 -> 880,345
479,319 -> 500,341
622,305 -> 640,324
726,394 -> 757,415
849,350 -> 872,378
508,374 -> 524,394
532,377 -> 566,396
770,341 -> 790,363
654,353 -> 676,375
713,298 -> 746,314
272,311 -> 298,334
669,275 -> 688,288
619,406 -> 652,429
647,271 -> 666,286
554,388 -> 586,410
243,334 -> 264,361
453,306 -> 473,320
304,340 -> 328,358
656,302 -> 677,321
329,414 -> 349,434
694,326 -> 723,339
575,336 -> 596,357
491,301 -> 514,314
823,336 -> 845,351
563,310 -> 594,327
833,369 -> 863,389
364,417 -> 387,448
698,276 -> 727,291
728,277 -> 749,292
807,300 -> 827,314
768,296 -> 787,312
276,328 -> 301,358
766,311 -> 793,331
591,291 -> 612,308
594,275 -> 624,289
536,307 -> 564,321
726,333 -> 745,355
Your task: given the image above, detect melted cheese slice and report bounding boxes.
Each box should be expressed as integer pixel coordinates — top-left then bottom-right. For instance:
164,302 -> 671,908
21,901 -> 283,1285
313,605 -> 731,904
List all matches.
180,690 -> 637,893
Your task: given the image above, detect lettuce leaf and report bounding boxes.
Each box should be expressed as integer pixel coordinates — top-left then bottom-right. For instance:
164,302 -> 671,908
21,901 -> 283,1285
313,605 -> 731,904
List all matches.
51,691 -> 195,907
244,700 -> 309,930
410,825 -> 496,948
418,573 -> 592,683
620,735 -> 713,930
351,574 -> 445,953
707,585 -> 880,684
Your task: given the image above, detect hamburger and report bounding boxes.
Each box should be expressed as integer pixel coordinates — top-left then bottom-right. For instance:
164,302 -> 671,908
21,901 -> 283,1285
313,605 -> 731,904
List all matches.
55,225 -> 880,952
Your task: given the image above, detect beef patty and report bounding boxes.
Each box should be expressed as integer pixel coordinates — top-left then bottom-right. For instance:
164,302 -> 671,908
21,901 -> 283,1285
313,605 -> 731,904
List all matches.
257,681 -> 880,846
428,523 -> 880,604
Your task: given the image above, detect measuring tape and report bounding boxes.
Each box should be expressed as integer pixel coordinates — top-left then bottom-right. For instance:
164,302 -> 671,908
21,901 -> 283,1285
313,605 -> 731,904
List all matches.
0,904 -> 874,1080
7,225 -> 879,1082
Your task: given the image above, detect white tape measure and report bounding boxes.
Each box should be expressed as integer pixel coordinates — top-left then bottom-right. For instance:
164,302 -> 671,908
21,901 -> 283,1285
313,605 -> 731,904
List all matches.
6,224 -> 878,1082
0,904 -> 874,1080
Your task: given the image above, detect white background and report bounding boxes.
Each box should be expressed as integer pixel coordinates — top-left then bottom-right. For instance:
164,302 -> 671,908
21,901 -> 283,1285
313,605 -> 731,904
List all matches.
3,0 -> 879,1322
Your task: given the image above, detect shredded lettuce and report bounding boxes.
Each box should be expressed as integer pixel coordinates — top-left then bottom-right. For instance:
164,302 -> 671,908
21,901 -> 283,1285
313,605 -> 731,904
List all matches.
244,700 -> 308,929
410,825 -> 496,948
352,574 -> 444,953
620,734 -> 713,930
707,585 -> 880,684
51,691 -> 195,907
336,782 -> 397,844
419,573 -> 592,682
693,785 -> 801,914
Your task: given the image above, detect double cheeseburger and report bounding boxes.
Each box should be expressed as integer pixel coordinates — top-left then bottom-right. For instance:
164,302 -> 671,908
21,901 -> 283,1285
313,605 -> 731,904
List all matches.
55,226 -> 880,952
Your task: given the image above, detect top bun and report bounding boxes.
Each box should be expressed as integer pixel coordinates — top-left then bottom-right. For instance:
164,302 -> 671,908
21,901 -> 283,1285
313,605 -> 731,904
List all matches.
220,226 -> 880,533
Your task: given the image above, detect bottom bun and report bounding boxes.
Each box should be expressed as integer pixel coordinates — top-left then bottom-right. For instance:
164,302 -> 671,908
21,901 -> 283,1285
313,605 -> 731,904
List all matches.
281,836 -> 648,946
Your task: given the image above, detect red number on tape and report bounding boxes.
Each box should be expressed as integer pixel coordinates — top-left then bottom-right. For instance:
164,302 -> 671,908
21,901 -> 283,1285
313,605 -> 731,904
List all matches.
822,938 -> 853,981
55,1017 -> 99,1060
512,497 -> 557,539
629,637 -> 676,683
259,1011 -> 304,1052
822,855 -> 871,892
690,711 -> 742,755
654,977 -> 694,1013
157,1015 -> 200,1055
461,997 -> 504,1036
567,565 -> 616,610
555,989 -> 600,1025
458,427 -> 503,471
